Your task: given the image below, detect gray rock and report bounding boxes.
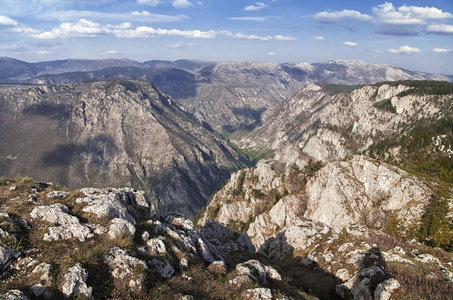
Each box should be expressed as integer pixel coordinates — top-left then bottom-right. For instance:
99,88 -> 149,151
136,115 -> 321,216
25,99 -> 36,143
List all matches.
0,245 -> 20,270
242,287 -> 273,300
149,258 -> 174,278
235,260 -> 270,285
32,263 -> 52,282
104,247 -> 148,280
61,263 -> 92,299
81,196 -> 136,225
46,191 -> 70,198
0,290 -> 29,300
374,278 -> 400,300
147,238 -> 167,255
44,223 -> 93,242
141,231 -> 150,241
30,204 -> 74,225
200,220 -> 255,257
108,218 -> 136,239
207,260 -> 227,275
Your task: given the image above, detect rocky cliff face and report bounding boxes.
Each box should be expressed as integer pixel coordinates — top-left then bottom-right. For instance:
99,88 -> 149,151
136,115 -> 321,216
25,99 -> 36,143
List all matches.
235,82 -> 453,166
0,79 -> 249,215
198,156 -> 433,246
2,57 -> 451,137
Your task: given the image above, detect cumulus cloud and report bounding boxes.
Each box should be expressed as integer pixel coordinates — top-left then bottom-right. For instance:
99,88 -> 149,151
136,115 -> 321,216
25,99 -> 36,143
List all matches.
313,9 -> 372,23
244,2 -> 269,11
432,48 -> 452,53
426,23 -> 453,34
173,0 -> 192,8
0,15 -> 18,26
315,36 -> 325,40
389,45 -> 420,54
373,2 -> 453,25
313,3 -> 453,37
344,41 -> 358,47
33,19 -> 106,39
228,17 -> 268,22
275,35 -> 296,41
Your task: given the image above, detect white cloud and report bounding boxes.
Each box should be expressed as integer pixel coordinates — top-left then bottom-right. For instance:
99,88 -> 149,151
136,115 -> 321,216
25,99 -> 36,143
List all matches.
112,25 -> 290,41
426,23 -> 453,34
389,45 -> 420,54
0,15 -> 18,26
373,2 -> 453,25
268,52 -> 276,55
130,11 -> 189,22
432,48 -> 452,53
137,0 -> 162,6
244,2 -> 269,11
228,32 -> 273,40
344,41 -> 358,47
275,35 -> 296,41
228,17 -> 268,22
315,36 -> 324,40
114,26 -> 217,38
37,50 -> 51,55
173,0 -> 192,8
313,9 -> 372,23
107,50 -> 118,54
33,19 -> 106,39
168,42 -> 197,48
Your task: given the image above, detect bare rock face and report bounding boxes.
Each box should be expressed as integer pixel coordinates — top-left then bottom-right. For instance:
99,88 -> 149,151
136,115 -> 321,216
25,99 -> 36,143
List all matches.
0,79 -> 249,216
0,245 -> 20,270
305,156 -> 431,230
107,218 -> 136,239
200,220 -> 255,256
236,82 -> 453,166
30,204 -> 93,242
61,263 -> 92,299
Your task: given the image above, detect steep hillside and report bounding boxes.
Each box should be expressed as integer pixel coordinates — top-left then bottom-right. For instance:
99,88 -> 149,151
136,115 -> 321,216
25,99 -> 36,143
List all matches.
235,81 -> 453,166
0,178 -> 451,299
0,79 -> 249,215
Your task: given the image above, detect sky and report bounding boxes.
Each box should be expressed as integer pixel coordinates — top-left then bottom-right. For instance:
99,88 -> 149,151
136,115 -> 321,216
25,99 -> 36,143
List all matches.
0,0 -> 452,74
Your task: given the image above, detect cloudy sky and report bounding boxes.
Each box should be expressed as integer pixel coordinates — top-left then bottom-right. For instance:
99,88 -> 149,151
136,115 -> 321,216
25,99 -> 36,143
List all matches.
1,0 -> 452,74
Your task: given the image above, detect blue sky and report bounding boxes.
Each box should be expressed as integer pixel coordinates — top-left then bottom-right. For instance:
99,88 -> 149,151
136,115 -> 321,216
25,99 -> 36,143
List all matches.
1,0 -> 452,74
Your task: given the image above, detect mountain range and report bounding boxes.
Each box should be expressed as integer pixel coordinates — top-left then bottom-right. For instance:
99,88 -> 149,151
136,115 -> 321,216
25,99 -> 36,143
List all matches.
2,57 -> 452,136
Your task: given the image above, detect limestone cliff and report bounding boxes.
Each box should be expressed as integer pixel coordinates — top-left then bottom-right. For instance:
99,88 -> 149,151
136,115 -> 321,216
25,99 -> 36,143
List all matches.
0,79 -> 249,215
198,156 -> 438,249
235,81 -> 453,166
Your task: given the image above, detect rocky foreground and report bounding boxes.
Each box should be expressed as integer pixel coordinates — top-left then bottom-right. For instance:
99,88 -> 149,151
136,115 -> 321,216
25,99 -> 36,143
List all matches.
0,177 -> 451,299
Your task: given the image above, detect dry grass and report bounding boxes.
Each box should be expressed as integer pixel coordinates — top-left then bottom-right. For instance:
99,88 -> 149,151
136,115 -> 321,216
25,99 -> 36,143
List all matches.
387,262 -> 453,300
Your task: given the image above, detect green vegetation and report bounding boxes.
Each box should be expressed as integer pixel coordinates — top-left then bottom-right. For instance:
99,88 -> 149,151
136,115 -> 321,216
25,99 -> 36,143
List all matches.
376,80 -> 453,96
367,117 -> 453,185
303,159 -> 325,177
373,98 -> 397,113
318,83 -> 364,95
419,189 -> 452,251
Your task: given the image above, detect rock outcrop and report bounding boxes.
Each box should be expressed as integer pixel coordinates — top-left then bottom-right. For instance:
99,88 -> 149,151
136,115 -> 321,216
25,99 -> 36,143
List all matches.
0,178 -> 451,299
